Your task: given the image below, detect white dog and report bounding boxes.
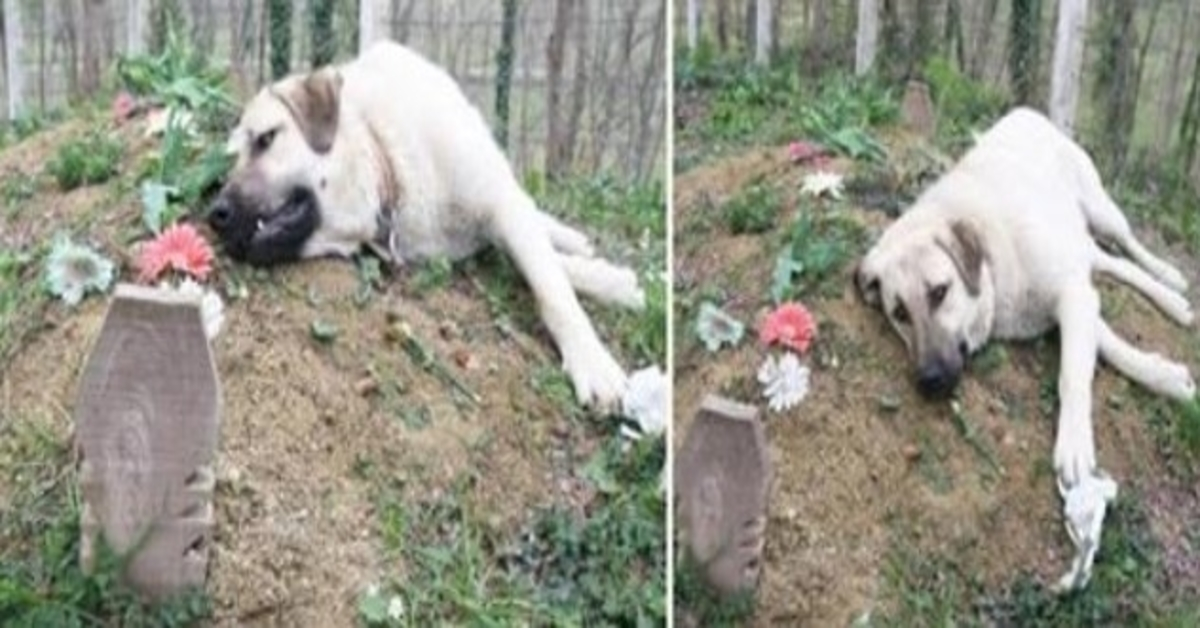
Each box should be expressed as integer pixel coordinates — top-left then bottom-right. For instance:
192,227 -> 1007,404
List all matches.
857,108 -> 1195,577
207,41 -> 645,409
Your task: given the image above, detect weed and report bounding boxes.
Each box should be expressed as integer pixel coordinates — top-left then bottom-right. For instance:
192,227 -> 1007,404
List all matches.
922,56 -> 1009,151
980,494 -> 1188,625
46,132 -> 122,191
673,552 -> 757,626
0,417 -> 211,626
723,179 -> 779,235
969,343 -> 1008,378
361,431 -> 663,625
410,257 -> 454,294
117,29 -> 237,131
770,204 -> 867,302
0,170 -> 36,213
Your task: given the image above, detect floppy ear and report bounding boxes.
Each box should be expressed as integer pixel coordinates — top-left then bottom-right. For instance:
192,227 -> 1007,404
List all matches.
936,220 -> 985,296
271,67 -> 343,154
854,261 -> 882,308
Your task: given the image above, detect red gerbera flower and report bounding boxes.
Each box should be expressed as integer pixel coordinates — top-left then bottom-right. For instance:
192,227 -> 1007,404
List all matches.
137,223 -> 214,282
112,91 -> 137,123
760,302 -> 817,354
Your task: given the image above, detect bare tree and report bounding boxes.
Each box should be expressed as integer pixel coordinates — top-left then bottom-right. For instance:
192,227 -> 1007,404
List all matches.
4,0 -> 24,119
546,0 -> 574,178
1008,0 -> 1042,105
1049,0 -> 1088,136
687,0 -> 699,50
494,0 -> 517,150
855,0 -> 878,75
716,0 -> 729,50
754,0 -> 769,64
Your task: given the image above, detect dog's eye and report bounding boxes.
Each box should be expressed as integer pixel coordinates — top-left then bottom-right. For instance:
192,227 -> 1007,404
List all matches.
891,301 -> 910,325
252,128 -> 278,154
929,283 -> 950,308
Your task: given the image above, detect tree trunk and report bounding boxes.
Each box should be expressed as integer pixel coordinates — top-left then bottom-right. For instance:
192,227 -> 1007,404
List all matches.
4,0 -> 23,120
716,0 -> 730,50
943,0 -> 964,70
968,0 -> 1000,79
268,0 -> 292,79
564,0 -> 589,171
310,0 -> 335,67
855,0 -> 878,75
687,0 -> 699,49
1008,0 -> 1042,105
1093,0 -> 1138,178
1177,47 -> 1200,175
493,0 -> 517,150
754,0 -> 770,64
910,0 -> 936,74
545,0 -> 573,178
126,0 -> 145,55
1158,1 -> 1192,148
1048,0 -> 1088,135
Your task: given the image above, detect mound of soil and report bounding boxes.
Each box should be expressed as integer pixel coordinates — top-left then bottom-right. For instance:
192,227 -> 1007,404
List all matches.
673,140 -> 1200,624
1,116 -> 624,625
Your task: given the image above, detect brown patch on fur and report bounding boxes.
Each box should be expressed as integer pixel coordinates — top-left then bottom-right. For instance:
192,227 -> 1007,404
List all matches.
271,68 -> 342,153
937,220 -> 985,296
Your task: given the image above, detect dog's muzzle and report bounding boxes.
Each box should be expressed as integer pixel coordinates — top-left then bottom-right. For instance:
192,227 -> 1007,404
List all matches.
916,341 -> 968,399
208,186 -> 321,266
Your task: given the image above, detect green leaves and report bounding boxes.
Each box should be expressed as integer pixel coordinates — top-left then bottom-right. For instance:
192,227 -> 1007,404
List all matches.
140,181 -> 179,234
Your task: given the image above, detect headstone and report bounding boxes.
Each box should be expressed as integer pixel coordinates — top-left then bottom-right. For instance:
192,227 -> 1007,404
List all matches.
901,80 -> 937,140
676,395 -> 771,596
76,283 -> 220,599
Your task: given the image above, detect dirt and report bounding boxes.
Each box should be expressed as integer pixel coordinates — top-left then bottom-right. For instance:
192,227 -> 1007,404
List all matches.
0,120 -> 614,625
673,139 -> 1200,624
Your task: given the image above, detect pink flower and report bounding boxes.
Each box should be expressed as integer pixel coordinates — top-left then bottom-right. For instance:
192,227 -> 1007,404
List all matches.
137,223 -> 214,282
760,302 -> 817,354
787,140 -> 833,169
112,91 -> 137,123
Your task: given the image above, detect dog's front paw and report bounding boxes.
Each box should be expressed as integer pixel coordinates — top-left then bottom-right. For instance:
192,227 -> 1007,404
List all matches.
1054,435 -> 1096,489
563,341 -> 627,411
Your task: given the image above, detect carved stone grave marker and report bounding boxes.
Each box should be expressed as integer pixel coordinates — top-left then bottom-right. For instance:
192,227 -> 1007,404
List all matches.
676,395 -> 771,596
75,283 -> 220,599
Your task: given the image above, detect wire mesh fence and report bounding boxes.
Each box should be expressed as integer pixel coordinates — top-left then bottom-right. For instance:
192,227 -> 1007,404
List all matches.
0,0 -> 666,181
677,0 -> 1200,184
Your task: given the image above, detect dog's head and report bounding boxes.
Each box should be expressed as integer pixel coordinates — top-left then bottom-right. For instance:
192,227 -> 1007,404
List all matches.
856,219 -> 994,399
207,68 -> 344,265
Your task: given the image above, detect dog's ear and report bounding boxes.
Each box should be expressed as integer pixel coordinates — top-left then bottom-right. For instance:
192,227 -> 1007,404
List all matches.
854,261 -> 882,308
272,67 -> 342,154
937,220 -> 985,296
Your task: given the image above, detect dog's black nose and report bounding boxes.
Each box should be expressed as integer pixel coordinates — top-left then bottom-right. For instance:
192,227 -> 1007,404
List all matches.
917,365 -> 957,399
208,199 -> 233,231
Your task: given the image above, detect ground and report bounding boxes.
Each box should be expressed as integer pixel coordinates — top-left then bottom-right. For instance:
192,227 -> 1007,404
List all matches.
672,63 -> 1200,624
0,90 -> 665,624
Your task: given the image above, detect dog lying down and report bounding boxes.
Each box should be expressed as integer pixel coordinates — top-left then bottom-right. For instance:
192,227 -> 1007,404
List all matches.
857,107 -> 1196,590
206,41 -> 645,410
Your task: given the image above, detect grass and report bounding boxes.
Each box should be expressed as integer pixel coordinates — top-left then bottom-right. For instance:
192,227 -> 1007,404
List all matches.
362,435 -> 665,625
878,492 -> 1197,626
722,179 -> 780,235
675,44 -> 898,171
672,552 -> 757,626
0,417 -> 212,626
45,131 -> 123,191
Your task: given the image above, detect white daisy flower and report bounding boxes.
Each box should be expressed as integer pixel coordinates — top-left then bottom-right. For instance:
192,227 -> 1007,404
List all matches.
162,278 -> 225,340
44,235 -> 115,305
757,353 -> 810,413
621,365 -> 666,439
386,595 -> 406,620
800,171 -> 844,199
695,302 -> 744,352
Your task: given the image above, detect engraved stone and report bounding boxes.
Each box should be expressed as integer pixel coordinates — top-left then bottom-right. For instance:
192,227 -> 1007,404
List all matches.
76,283 -> 220,599
676,395 -> 771,596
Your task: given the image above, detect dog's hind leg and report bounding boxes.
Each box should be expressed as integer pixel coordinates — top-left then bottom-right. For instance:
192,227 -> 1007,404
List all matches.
487,193 -> 626,409
1097,318 -> 1196,400
1092,246 -> 1193,326
559,254 -> 645,310
537,211 -> 595,258
1074,148 -> 1188,292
